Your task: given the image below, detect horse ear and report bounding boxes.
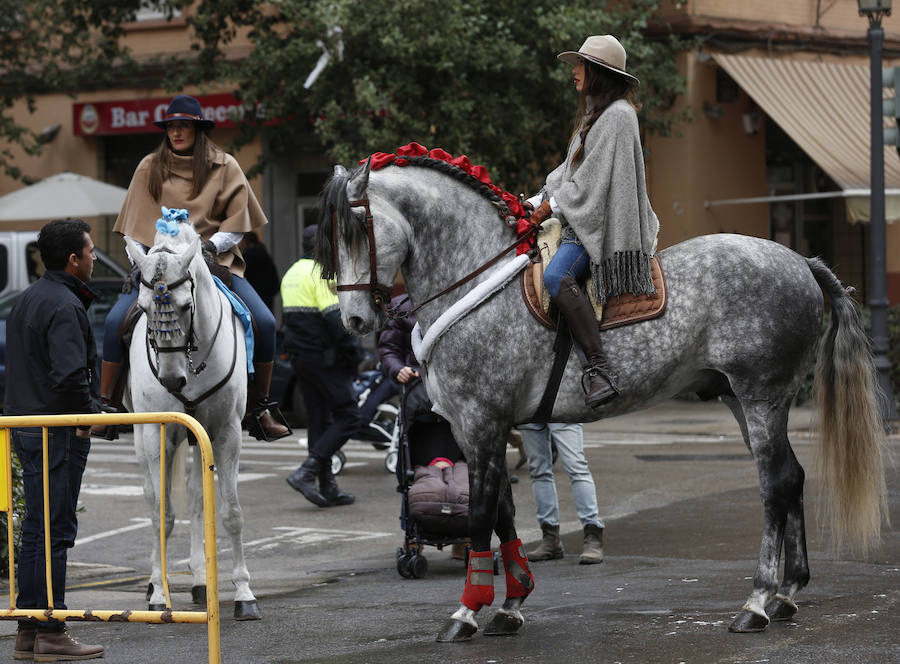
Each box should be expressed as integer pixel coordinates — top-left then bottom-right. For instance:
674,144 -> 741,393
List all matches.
334,164 -> 348,179
346,157 -> 371,202
125,238 -> 148,274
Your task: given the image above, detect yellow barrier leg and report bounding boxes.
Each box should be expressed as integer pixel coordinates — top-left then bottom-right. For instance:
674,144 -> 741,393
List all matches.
42,428 -> 53,611
159,423 -> 172,609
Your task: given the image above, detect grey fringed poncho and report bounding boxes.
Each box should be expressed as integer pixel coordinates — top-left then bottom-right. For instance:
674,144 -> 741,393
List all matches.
544,98 -> 659,304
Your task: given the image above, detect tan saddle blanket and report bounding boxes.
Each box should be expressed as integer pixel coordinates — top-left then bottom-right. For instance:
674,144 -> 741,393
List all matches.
520,219 -> 667,330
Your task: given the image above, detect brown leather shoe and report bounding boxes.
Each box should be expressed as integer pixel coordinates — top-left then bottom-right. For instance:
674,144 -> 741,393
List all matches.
33,629 -> 104,662
14,628 -> 35,660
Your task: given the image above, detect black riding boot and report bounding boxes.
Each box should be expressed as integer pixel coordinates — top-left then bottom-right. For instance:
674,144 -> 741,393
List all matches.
286,457 -> 330,507
319,460 -> 355,506
554,276 -> 618,407
247,361 -> 291,441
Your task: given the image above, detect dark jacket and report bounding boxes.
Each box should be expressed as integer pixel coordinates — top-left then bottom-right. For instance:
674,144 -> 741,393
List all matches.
377,296 -> 418,381
4,270 -> 101,416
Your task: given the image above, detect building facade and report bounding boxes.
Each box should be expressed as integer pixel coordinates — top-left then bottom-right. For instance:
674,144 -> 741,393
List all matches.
2,1 -> 899,306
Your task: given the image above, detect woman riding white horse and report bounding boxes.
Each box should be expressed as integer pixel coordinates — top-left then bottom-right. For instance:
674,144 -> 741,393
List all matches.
96,94 -> 289,441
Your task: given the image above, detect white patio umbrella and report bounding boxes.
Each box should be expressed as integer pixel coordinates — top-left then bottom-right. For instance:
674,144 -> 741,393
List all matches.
0,171 -> 127,221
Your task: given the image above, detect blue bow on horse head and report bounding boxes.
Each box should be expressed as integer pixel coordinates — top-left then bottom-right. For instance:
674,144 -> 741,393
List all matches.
156,206 -> 190,236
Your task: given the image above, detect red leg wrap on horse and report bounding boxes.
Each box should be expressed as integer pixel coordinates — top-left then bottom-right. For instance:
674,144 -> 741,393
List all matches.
500,539 -> 535,598
460,550 -> 495,611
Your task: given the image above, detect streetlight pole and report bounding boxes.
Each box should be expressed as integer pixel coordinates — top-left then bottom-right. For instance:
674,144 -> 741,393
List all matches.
861,0 -> 899,423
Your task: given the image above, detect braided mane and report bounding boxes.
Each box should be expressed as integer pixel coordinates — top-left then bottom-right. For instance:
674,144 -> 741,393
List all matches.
397,155 -> 514,220
316,144 -> 532,279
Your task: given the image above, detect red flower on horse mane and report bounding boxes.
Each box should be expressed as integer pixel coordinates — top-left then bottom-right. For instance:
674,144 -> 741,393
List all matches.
359,142 -> 534,254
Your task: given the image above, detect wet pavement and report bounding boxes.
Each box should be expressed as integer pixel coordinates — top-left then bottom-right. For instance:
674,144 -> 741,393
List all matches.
1,399 -> 897,663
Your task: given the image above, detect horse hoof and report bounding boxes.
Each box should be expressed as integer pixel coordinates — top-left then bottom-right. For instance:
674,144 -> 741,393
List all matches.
146,582 -> 154,601
484,610 -> 524,636
436,618 -> 477,642
729,609 -> 770,633
148,603 -> 167,611
234,600 -> 261,620
191,585 -> 207,605
765,595 -> 798,621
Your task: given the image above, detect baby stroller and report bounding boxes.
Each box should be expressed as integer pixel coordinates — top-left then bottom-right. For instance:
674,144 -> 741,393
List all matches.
394,378 -> 499,579
352,368 -> 402,469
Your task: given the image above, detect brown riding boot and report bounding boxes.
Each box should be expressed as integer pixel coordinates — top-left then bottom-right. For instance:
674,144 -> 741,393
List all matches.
579,523 -> 604,565
528,523 -> 564,561
32,629 -> 104,661
554,276 -> 618,407
90,360 -> 121,440
247,361 -> 291,441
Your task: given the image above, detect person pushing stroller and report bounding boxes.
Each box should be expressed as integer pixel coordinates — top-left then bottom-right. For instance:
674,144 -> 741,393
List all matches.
379,293 -> 468,562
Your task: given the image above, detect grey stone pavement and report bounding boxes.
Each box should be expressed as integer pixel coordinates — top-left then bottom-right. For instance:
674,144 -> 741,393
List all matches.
1,399 -> 898,663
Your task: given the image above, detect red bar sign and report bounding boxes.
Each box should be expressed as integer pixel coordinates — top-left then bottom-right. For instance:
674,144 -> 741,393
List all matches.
73,93 -> 254,136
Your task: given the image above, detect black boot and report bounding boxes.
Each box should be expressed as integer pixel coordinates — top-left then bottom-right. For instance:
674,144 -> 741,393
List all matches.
286,457 -> 331,507
319,460 -> 355,506
554,276 -> 618,407
247,361 -> 291,441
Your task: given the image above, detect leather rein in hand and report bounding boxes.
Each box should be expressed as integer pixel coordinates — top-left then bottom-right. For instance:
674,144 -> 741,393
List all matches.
333,197 -> 538,320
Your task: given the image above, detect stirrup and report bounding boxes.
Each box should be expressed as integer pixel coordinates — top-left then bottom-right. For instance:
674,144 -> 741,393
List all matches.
581,365 -> 618,407
247,400 -> 292,441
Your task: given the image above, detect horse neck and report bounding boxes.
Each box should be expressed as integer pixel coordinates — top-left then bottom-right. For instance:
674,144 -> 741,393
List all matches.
377,168 -> 513,326
190,261 -> 226,342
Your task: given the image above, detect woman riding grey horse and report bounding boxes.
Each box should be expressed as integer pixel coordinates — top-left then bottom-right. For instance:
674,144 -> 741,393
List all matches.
526,35 -> 657,408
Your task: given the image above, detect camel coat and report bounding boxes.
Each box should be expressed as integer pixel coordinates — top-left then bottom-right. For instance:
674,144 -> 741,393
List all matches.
114,145 -> 266,277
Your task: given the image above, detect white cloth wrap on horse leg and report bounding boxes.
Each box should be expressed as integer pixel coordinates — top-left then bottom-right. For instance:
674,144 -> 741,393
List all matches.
411,253 -> 531,417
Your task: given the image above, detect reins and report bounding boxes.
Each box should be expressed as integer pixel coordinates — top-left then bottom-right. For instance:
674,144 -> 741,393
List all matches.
392,223 -> 539,319
332,198 -> 538,320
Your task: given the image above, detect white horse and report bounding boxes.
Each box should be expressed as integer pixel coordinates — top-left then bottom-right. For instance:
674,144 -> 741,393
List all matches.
125,217 -> 260,620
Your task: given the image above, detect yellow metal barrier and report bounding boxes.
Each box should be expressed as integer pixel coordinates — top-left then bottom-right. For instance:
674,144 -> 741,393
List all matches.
0,412 -> 220,664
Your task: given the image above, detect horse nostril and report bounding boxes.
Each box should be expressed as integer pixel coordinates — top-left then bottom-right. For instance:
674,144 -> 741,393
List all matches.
161,375 -> 187,393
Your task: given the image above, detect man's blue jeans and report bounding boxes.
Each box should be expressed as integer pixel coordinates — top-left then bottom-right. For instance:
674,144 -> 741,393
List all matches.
518,422 -> 602,529
11,426 -> 90,630
543,238 -> 591,299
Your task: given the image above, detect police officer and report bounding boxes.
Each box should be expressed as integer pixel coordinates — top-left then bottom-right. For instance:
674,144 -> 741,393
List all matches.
281,225 -> 361,507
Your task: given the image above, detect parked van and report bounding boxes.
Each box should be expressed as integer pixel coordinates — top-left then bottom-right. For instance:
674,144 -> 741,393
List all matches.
0,230 -> 127,297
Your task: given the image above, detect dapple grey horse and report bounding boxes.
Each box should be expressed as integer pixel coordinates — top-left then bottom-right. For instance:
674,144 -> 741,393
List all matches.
316,156 -> 887,641
125,220 -> 260,620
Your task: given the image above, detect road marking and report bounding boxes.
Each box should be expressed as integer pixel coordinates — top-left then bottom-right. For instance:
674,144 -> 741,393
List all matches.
74,517 -> 188,547
80,473 -> 275,497
80,484 -> 144,497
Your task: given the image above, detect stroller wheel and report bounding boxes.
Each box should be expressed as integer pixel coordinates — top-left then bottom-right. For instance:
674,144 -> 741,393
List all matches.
396,547 -> 414,578
384,450 -> 398,473
409,553 -> 428,579
331,450 -> 346,475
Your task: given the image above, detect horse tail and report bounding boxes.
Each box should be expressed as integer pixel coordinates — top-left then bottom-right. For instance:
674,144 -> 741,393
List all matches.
807,257 -> 889,555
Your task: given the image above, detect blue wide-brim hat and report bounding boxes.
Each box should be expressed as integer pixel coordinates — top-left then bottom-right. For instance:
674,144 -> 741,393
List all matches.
153,94 -> 216,130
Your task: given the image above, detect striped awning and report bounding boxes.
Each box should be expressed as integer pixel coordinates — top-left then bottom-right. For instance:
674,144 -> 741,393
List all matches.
713,53 -> 900,222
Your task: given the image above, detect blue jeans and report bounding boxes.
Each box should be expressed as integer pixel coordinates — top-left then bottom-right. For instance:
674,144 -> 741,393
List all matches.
543,238 -> 591,299
103,275 -> 275,363
518,422 -> 602,529
11,427 -> 90,630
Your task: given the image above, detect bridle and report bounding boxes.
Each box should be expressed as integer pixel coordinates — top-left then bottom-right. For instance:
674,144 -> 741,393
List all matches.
332,196 -> 538,319
333,198 -> 393,311
140,256 -> 237,410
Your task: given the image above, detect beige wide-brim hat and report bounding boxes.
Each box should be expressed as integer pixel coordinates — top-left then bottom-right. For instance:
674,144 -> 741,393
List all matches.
558,35 -> 640,86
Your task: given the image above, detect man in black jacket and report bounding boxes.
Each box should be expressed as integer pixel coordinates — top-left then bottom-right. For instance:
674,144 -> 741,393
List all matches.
5,218 -> 104,661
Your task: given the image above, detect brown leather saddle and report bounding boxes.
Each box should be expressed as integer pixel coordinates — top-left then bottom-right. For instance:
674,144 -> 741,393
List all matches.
520,223 -> 667,330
